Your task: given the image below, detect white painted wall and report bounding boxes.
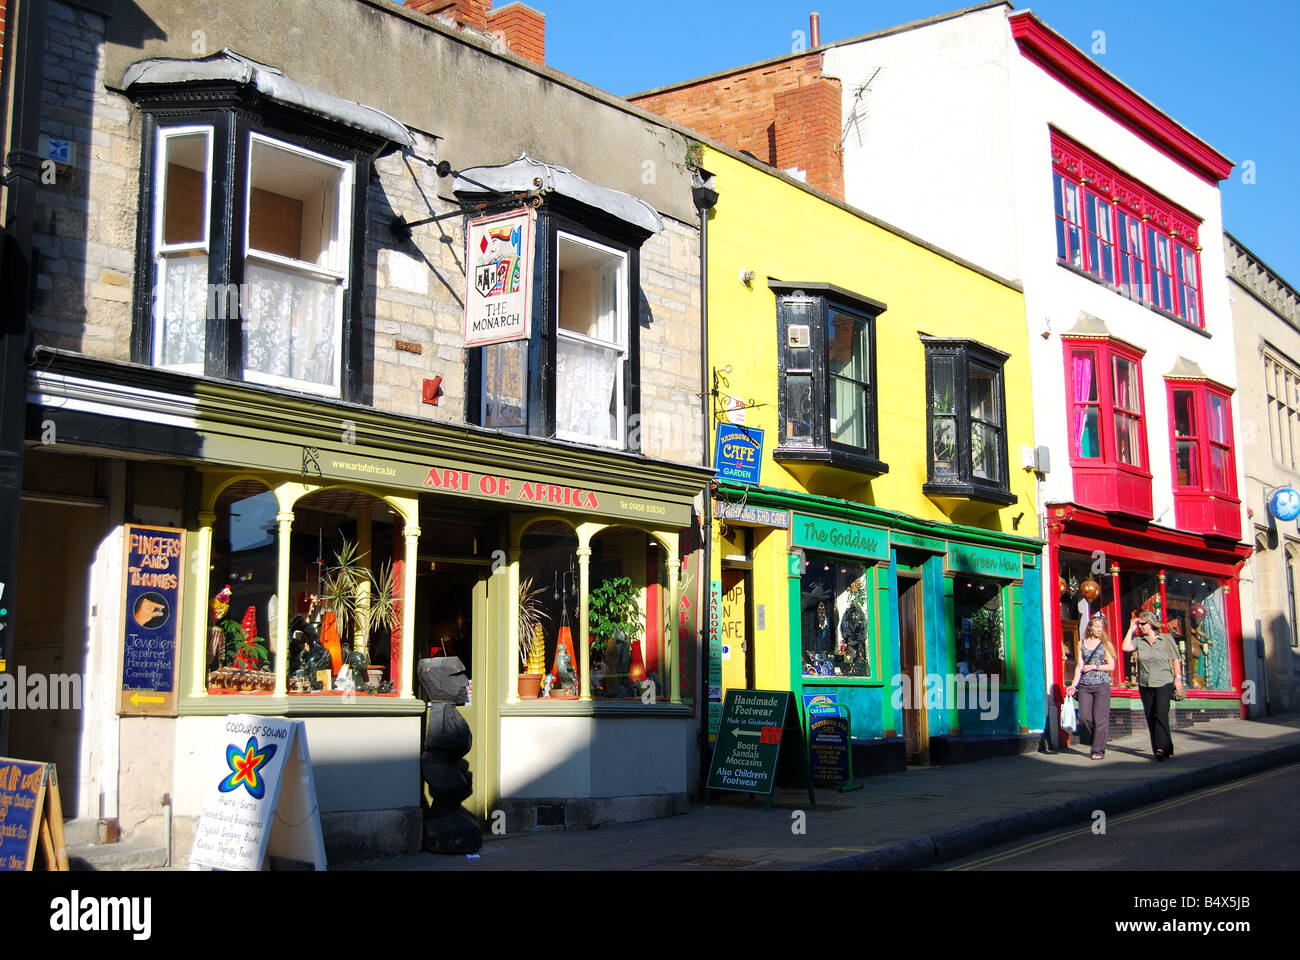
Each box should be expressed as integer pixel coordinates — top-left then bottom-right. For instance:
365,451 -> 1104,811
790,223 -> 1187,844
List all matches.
824,5 -> 1021,282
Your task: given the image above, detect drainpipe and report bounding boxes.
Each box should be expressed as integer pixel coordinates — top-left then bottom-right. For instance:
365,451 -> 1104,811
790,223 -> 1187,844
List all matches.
692,169 -> 718,798
0,0 -> 49,753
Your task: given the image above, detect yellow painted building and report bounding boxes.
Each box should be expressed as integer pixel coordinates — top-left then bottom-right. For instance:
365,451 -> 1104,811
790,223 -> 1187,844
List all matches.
702,145 -> 1046,766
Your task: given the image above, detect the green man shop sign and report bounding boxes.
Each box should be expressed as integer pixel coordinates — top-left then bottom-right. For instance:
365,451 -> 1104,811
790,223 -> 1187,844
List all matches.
946,543 -> 1023,580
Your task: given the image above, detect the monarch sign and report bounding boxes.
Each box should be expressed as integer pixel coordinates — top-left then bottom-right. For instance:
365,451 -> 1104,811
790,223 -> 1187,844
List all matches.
464,208 -> 535,347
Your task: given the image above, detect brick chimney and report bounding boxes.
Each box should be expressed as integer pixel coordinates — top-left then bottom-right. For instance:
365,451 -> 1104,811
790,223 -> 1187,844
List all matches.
410,0 -> 545,66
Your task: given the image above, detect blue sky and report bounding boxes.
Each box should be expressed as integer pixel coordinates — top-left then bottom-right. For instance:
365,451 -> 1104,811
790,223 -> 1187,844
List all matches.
411,0 -> 1298,285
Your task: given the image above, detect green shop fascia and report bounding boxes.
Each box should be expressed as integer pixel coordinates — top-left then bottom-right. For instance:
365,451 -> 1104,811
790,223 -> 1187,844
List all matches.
726,484 -> 1046,758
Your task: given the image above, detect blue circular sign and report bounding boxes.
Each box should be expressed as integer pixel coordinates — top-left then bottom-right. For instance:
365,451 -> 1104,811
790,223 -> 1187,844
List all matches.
1269,487 -> 1300,522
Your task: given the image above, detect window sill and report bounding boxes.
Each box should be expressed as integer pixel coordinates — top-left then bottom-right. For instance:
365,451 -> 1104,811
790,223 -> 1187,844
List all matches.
923,481 -> 1017,506
774,445 -> 889,477
500,700 -> 693,718
1055,260 -> 1211,338
177,693 -> 427,716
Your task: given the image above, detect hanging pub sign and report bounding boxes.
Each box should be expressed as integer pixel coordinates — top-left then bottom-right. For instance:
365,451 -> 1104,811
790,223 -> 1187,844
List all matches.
464,208 -> 535,347
118,524 -> 185,717
714,424 -> 764,486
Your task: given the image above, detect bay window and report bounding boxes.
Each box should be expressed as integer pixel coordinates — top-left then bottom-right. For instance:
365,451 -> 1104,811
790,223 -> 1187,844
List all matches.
1050,129 -> 1205,328
922,338 -> 1013,504
1063,336 -> 1152,517
126,53 -> 404,403
771,281 -> 886,476
1167,378 -> 1241,539
470,203 -> 646,451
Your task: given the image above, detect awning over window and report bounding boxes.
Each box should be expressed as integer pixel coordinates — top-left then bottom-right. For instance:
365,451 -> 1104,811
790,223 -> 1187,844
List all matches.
454,154 -> 663,235
122,49 -> 414,149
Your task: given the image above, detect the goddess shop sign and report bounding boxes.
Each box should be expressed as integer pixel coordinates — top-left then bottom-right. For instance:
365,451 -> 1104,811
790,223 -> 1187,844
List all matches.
790,514 -> 889,561
464,208 -> 535,347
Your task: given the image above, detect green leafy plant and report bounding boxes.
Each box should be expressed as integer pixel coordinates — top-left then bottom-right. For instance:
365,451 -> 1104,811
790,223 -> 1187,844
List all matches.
588,576 -> 643,659
217,617 -> 269,669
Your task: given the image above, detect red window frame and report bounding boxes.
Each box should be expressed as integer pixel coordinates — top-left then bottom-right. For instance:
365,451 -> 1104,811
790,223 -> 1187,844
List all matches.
1167,380 -> 1237,498
1063,337 -> 1149,471
1050,129 -> 1206,328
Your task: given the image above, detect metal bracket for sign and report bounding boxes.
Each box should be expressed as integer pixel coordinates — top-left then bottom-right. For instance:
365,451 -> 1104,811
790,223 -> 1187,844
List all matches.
390,159 -> 546,241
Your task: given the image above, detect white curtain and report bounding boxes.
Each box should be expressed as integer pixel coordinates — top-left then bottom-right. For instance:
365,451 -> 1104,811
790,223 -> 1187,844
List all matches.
557,336 -> 618,444
242,260 -> 339,391
157,255 -> 208,367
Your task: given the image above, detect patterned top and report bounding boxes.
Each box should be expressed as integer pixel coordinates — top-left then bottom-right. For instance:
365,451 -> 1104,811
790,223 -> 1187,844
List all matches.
1079,640 -> 1111,686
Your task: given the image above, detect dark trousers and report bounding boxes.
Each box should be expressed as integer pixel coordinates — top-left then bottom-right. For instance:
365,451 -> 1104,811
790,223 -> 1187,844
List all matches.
1077,685 -> 1111,755
1139,683 -> 1175,756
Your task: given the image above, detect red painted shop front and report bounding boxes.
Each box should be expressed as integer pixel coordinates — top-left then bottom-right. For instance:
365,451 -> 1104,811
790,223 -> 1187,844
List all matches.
1045,503 -> 1250,717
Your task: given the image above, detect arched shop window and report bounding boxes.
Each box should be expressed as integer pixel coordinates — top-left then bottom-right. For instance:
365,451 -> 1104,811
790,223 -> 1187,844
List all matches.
519,520 -> 581,697
1118,568 -> 1231,691
954,577 -> 1006,679
589,527 -> 666,699
800,553 -> 871,678
207,479 -> 279,694
287,489 -> 404,695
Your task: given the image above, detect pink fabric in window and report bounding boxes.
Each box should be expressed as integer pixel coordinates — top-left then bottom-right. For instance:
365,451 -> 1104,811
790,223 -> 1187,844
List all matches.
1073,352 -> 1094,456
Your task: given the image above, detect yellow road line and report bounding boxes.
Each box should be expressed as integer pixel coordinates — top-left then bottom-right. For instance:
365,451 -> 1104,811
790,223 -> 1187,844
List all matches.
949,762 -> 1299,870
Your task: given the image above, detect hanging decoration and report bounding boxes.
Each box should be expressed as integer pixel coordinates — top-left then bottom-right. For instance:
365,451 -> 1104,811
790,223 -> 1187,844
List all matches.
1080,579 -> 1100,602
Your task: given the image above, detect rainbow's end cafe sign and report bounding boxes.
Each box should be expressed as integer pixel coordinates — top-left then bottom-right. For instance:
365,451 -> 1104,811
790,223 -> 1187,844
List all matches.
465,208 -> 535,347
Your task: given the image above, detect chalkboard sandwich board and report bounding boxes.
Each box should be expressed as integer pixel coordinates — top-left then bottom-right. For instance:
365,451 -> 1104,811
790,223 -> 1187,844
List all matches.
706,689 -> 814,808
0,758 -> 68,871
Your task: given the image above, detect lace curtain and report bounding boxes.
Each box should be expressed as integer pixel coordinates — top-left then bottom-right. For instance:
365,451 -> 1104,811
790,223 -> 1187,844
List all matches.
242,261 -> 339,391
556,336 -> 618,444
157,255 -> 208,367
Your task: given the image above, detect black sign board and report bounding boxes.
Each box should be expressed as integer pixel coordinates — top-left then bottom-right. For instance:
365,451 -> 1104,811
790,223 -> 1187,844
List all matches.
707,689 -> 814,808
0,758 -> 68,870
808,714 -> 851,786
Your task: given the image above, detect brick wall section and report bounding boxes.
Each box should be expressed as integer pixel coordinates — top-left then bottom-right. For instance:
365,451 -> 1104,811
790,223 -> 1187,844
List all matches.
772,79 -> 843,198
408,0 -> 491,30
486,3 -> 545,66
631,54 -> 844,201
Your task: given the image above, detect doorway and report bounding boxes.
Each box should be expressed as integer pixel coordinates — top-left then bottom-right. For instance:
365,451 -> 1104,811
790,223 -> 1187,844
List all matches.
718,567 -> 753,695
897,572 -> 927,764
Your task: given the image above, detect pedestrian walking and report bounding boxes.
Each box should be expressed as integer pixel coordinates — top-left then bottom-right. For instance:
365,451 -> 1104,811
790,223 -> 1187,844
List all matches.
1065,614 -> 1114,759
1122,610 -> 1185,760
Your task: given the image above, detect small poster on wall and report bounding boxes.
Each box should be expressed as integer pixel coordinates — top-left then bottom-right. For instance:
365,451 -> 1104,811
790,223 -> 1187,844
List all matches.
118,524 -> 185,717
464,208 -> 535,347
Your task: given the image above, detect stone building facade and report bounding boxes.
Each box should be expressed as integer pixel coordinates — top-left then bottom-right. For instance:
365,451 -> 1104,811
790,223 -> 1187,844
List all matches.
1227,232 -> 1300,714
4,0 -> 710,864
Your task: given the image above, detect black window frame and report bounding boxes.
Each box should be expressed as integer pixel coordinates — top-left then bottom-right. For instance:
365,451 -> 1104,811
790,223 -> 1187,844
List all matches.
128,83 -> 382,403
771,280 -> 888,476
922,336 -> 1015,505
466,196 -> 646,452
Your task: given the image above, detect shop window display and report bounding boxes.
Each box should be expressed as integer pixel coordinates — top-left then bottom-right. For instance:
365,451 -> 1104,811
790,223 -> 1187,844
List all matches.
519,521 -> 581,697
588,527 -> 665,700
954,577 -> 1005,678
207,480 -> 279,694
285,489 -> 403,695
1118,567 -> 1230,691
799,553 -> 871,677
1056,552 -> 1113,683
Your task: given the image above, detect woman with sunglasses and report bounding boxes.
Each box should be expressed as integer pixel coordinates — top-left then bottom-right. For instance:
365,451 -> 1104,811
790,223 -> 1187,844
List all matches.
1066,614 -> 1115,759
1122,610 -> 1185,760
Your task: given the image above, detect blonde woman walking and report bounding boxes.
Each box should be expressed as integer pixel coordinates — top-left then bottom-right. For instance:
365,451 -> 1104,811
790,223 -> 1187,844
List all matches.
1066,614 -> 1115,759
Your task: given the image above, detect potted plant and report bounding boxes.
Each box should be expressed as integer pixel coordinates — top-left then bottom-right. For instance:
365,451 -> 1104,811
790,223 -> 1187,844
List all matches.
588,576 -> 644,696
319,538 -> 400,686
517,576 -> 550,698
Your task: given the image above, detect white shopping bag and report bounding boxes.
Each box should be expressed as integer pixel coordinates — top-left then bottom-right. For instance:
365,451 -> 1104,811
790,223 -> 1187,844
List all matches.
1059,695 -> 1078,732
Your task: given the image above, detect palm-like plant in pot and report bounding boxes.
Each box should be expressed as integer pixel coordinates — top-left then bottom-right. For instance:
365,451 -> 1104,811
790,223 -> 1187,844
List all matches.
516,576 -> 550,698
319,539 -> 400,684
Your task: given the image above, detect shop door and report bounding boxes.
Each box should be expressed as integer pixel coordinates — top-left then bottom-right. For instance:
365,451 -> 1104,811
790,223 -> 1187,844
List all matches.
897,573 -> 928,764
719,568 -> 753,695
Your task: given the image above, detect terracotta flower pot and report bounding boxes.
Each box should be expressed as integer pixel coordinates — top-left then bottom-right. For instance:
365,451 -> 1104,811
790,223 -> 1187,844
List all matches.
518,672 -> 543,699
